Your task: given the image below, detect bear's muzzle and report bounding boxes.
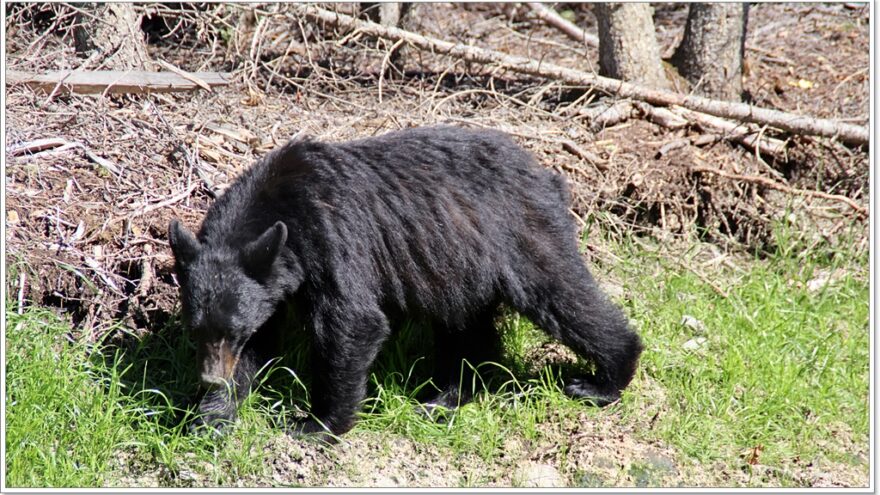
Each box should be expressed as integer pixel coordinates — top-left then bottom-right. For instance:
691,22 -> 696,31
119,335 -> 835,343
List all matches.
199,338 -> 240,386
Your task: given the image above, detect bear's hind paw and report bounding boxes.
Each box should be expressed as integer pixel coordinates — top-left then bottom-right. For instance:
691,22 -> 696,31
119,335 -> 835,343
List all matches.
563,377 -> 621,407
285,419 -> 338,444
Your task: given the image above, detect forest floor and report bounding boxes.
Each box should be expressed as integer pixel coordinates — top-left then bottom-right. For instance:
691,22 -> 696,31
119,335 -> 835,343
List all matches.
4,3 -> 871,488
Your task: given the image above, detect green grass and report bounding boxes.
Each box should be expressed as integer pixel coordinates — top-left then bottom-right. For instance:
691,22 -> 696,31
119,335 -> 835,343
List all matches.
4,223 -> 869,487
609,225 -> 869,471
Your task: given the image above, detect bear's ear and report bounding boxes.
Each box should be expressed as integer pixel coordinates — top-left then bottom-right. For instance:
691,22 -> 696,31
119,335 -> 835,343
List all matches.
168,219 -> 200,267
241,221 -> 288,277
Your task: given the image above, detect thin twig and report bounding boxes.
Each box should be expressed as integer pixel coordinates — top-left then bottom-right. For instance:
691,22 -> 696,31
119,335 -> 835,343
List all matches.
525,3 -> 599,47
156,59 -> 213,92
17,271 -> 27,314
127,183 -> 199,220
671,256 -> 730,299
378,38 -> 405,104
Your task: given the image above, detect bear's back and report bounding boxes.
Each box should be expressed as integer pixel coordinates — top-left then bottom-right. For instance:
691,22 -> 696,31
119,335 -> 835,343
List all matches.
198,126 -> 577,318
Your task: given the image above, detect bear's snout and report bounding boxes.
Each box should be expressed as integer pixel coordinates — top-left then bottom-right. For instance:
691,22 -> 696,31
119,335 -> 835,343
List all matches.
198,338 -> 239,386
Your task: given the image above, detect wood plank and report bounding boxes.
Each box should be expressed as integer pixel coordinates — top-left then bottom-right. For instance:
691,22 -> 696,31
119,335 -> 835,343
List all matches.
5,70 -> 233,95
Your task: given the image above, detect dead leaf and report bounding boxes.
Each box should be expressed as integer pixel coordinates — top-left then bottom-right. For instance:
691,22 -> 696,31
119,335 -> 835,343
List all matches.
197,144 -> 224,164
205,124 -> 260,147
241,87 -> 264,106
743,445 -> 764,465
681,315 -> 707,334
682,337 -> 707,351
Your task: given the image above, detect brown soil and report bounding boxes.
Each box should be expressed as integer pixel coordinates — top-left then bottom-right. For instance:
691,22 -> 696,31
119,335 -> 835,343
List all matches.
3,3 -> 870,488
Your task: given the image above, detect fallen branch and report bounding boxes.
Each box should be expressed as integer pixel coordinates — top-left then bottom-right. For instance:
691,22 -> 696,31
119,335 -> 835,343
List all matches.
634,102 -> 789,159
579,100 -> 635,131
526,3 -> 599,48
671,106 -> 789,158
8,137 -> 122,176
297,5 -> 868,146
560,139 -> 607,171
155,60 -> 214,92
127,183 -> 199,220
633,102 -> 688,130
7,70 -> 232,95
691,165 -> 867,219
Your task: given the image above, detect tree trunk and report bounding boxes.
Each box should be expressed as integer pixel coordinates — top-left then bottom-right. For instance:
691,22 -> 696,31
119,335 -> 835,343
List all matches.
73,3 -> 153,71
360,2 -> 402,26
671,3 -> 748,101
359,3 -> 416,76
594,3 -> 668,89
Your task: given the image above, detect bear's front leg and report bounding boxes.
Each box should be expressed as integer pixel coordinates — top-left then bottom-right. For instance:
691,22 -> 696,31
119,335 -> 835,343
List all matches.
288,307 -> 391,442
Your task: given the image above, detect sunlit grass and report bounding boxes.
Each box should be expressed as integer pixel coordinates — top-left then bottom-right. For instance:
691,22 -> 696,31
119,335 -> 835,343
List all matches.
4,220 -> 869,487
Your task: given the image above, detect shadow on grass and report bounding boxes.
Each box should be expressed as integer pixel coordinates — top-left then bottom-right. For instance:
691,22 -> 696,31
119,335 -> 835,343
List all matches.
96,307 -> 585,435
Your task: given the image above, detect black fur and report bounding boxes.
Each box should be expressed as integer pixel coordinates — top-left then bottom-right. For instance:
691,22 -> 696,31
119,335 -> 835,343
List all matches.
168,125 -> 643,441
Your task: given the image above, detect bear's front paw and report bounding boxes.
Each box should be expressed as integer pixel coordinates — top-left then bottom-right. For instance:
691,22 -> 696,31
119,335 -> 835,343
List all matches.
415,401 -> 455,423
188,410 -> 235,437
285,419 -> 337,444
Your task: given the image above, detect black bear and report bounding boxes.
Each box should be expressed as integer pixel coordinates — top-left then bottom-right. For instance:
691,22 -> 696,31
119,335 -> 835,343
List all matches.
168,125 -> 642,441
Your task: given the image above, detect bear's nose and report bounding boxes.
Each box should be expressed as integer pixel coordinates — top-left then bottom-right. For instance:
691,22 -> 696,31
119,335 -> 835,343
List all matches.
200,373 -> 226,386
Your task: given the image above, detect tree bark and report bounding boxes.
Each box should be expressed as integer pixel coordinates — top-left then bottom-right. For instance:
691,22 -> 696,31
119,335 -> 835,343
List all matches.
361,2 -> 404,26
672,3 -> 748,101
594,3 -> 668,88
359,3 -> 416,76
73,3 -> 154,71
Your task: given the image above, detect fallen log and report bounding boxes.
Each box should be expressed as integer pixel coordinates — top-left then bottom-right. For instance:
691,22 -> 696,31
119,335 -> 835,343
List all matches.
296,5 -> 868,146
6,70 -> 233,95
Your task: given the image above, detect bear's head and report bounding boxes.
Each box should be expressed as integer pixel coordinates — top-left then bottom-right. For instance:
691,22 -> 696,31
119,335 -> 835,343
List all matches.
168,219 -> 288,387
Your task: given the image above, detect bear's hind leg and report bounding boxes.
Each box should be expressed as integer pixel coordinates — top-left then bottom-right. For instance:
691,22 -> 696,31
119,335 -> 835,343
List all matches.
423,308 -> 501,413
510,272 -> 642,406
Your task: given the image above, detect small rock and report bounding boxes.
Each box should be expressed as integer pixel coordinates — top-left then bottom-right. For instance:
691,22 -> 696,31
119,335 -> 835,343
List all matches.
177,468 -> 198,484
681,315 -> 707,334
806,269 -> 846,293
682,337 -> 707,351
372,474 -> 399,487
602,281 -> 625,299
575,470 -> 606,487
517,463 -> 565,488
644,449 -> 677,474
502,438 -> 524,458
593,456 -> 617,469
629,462 -> 654,487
